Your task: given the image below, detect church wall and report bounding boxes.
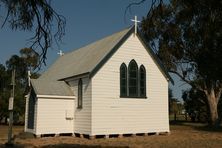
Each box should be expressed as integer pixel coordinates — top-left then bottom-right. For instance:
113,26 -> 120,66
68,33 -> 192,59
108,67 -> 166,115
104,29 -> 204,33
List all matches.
24,95 -> 29,132
68,77 -> 92,135
35,98 -> 74,135
91,34 -> 169,135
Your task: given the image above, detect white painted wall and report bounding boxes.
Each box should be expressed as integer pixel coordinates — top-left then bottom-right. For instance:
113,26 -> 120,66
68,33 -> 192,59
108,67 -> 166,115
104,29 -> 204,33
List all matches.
68,77 -> 92,135
26,33 -> 169,136
35,98 -> 74,135
91,34 -> 169,135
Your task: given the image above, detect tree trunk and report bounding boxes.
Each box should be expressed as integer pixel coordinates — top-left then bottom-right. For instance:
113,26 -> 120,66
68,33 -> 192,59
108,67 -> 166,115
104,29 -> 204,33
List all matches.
206,92 -> 219,127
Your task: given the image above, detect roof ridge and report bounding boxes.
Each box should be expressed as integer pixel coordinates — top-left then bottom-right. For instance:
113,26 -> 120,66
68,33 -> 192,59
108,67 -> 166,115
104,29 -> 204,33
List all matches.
65,26 -> 133,56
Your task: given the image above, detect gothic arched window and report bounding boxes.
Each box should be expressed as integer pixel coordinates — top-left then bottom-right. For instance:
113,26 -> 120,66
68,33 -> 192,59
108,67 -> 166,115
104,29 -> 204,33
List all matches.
78,78 -> 83,108
128,60 -> 138,97
120,63 -> 127,97
139,65 -> 146,97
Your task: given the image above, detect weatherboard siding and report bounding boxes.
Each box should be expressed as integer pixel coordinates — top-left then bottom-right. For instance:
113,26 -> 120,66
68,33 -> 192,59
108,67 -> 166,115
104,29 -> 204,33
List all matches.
68,77 -> 92,135
35,98 -> 74,135
91,34 -> 169,135
24,95 -> 28,132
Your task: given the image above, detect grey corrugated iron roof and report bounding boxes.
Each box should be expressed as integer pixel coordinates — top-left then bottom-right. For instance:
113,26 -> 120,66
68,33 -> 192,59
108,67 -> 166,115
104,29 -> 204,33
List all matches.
31,79 -> 74,96
31,26 -> 173,96
39,27 -> 132,81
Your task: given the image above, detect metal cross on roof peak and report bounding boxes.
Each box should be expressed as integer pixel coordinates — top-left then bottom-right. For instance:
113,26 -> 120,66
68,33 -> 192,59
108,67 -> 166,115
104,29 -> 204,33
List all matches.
57,50 -> 64,56
131,15 -> 140,35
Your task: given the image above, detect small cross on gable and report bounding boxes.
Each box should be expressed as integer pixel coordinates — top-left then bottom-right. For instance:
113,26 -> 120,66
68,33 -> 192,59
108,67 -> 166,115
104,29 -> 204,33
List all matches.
131,15 -> 140,35
57,50 -> 64,56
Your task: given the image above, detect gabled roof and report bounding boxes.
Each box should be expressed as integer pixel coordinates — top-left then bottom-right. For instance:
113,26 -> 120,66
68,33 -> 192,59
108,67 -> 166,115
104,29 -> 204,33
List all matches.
32,26 -> 173,96
40,26 -> 172,82
39,27 -> 133,81
31,79 -> 74,96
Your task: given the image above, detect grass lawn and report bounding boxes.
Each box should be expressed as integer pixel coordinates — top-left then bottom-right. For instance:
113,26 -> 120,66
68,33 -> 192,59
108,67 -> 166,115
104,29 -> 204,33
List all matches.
0,122 -> 222,148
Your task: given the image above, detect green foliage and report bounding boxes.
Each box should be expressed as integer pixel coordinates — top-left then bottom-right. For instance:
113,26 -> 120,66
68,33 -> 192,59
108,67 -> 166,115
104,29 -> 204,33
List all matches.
0,64 -> 10,122
141,0 -> 222,126
182,88 -> 222,123
169,98 -> 183,115
142,0 -> 222,83
168,88 -> 173,100
20,48 -> 39,70
6,55 -> 27,82
0,0 -> 66,65
182,88 -> 209,122
0,48 -> 40,124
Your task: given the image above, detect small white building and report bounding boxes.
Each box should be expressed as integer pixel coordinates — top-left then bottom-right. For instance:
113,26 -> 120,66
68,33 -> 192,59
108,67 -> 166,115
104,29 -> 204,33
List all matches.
25,26 -> 173,138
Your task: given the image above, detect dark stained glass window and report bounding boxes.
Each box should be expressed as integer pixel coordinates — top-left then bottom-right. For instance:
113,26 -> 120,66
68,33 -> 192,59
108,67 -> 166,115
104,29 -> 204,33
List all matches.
78,78 -> 83,108
120,63 -> 127,97
120,60 -> 146,98
128,60 -> 138,97
139,65 -> 146,97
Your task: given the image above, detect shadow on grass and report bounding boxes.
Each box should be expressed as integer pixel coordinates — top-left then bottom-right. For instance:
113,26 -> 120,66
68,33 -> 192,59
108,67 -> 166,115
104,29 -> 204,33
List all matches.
193,125 -> 222,133
0,143 -> 28,148
170,120 -> 191,125
0,143 -> 129,148
170,120 -> 222,133
41,144 -> 129,148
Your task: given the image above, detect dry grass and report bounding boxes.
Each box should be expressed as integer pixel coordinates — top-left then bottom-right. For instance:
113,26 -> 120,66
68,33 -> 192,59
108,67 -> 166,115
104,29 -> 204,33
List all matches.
0,125 -> 23,139
0,122 -> 222,148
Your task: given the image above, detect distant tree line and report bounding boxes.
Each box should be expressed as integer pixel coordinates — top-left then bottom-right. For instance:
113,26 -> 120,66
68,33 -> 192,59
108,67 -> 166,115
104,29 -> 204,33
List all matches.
168,89 -> 184,121
0,48 -> 39,124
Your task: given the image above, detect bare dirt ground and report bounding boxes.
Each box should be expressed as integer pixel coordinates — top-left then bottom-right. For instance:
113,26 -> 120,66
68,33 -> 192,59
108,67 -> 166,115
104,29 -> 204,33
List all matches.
0,125 -> 23,140
0,122 -> 222,148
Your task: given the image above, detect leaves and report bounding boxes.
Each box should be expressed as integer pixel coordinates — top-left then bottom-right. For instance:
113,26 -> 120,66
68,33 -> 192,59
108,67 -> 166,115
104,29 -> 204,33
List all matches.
0,49 -> 40,123
182,88 -> 209,122
141,0 -> 222,126
1,0 -> 66,66
20,47 -> 39,70
142,0 -> 222,89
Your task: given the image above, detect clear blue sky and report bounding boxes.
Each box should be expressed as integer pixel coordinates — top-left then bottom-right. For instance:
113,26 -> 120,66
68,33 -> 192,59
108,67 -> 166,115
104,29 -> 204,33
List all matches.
0,0 -> 190,99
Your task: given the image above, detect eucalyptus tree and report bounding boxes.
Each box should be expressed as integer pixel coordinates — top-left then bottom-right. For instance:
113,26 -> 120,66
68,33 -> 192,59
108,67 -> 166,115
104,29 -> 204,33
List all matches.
140,0 -> 222,127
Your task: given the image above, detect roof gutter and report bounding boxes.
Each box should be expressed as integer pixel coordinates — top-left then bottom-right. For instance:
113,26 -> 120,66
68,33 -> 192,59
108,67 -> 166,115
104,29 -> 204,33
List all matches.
58,72 -> 90,81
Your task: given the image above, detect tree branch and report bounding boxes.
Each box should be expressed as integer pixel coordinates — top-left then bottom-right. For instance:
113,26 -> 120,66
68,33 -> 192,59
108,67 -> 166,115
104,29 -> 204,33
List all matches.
169,70 -> 204,92
1,0 -> 66,68
1,9 -> 10,28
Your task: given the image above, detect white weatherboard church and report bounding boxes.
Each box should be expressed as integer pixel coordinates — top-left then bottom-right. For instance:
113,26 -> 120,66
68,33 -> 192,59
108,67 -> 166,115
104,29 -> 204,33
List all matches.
25,24 -> 173,138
